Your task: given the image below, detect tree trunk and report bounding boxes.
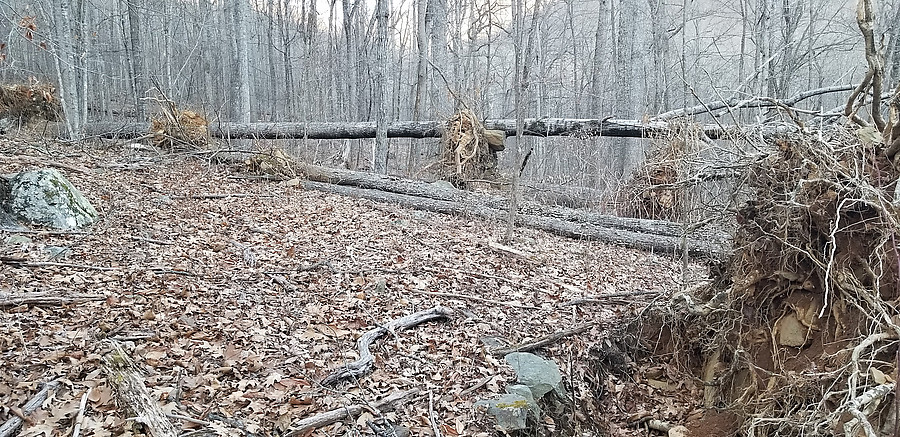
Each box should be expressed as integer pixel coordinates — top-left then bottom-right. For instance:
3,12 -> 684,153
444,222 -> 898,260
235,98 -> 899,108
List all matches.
232,0 -> 252,122
299,176 -> 728,259
53,0 -> 82,139
125,0 -> 145,121
373,0 -> 389,173
82,118 -> 731,140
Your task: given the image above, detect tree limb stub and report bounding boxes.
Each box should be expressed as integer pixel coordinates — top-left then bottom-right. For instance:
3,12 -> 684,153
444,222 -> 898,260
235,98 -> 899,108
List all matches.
0,380 -> 60,437
82,118 -> 729,140
321,306 -> 453,387
102,341 -> 178,437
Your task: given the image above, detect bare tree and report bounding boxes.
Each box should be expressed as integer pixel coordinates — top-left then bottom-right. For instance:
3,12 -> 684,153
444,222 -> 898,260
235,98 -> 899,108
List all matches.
373,0 -> 389,173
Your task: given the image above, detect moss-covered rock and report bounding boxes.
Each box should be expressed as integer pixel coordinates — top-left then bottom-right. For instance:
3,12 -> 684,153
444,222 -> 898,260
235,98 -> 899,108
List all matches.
6,169 -> 97,229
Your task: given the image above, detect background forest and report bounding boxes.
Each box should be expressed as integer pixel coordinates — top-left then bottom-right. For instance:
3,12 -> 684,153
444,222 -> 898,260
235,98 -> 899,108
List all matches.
2,0 -> 900,184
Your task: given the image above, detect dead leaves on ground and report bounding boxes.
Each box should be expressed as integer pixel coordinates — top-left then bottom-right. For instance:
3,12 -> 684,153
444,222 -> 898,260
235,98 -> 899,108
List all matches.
0,139 -> 697,436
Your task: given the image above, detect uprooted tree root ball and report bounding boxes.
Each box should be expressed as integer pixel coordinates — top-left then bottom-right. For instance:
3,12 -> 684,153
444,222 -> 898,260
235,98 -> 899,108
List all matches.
0,80 -> 60,122
625,127 -> 900,436
439,110 -> 505,187
149,101 -> 211,150
618,123 -> 697,221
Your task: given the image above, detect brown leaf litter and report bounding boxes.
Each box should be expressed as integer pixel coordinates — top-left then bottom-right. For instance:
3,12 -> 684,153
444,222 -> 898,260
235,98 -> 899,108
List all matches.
0,137 -> 704,436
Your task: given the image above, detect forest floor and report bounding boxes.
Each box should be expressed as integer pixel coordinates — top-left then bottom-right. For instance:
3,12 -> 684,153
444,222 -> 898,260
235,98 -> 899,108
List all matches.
0,137 -> 711,436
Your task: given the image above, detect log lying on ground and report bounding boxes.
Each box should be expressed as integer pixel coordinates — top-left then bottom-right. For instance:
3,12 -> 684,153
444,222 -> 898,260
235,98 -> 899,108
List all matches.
82,118 -> 729,140
303,180 -> 729,259
102,341 -> 178,437
300,163 -> 730,254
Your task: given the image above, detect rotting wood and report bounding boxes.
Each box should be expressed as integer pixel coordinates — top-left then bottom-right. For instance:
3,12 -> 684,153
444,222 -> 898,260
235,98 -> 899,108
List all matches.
284,389 -> 420,437
82,118 -> 729,140
321,306 -> 453,386
0,292 -> 106,307
0,380 -> 60,437
303,180 -> 728,259
489,323 -> 597,356
102,341 -> 178,437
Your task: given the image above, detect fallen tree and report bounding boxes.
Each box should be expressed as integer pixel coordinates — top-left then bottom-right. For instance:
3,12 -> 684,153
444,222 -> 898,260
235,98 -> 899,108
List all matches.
82,118 -> 730,140
300,164 -> 709,240
300,178 -> 728,259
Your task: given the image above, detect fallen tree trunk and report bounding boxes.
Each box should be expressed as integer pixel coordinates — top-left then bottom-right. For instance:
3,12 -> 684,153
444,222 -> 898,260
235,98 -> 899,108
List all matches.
301,163 -> 727,243
82,118 -> 729,140
302,180 -> 728,258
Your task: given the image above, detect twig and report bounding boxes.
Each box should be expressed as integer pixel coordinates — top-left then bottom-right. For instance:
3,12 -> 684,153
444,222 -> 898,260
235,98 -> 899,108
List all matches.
0,380 -> 60,437
489,323 -> 596,356
0,293 -> 106,307
173,193 -> 274,199
284,389 -> 420,437
321,307 -> 453,386
563,290 -> 661,305
428,391 -> 442,437
265,272 -> 298,292
0,259 -> 118,271
165,413 -> 210,427
71,388 -> 91,437
407,289 -> 542,310
419,266 -> 554,296
128,235 -> 174,245
459,376 -> 493,397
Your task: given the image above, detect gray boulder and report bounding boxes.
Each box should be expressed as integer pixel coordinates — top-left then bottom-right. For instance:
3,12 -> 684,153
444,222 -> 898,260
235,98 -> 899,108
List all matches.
1,169 -> 97,230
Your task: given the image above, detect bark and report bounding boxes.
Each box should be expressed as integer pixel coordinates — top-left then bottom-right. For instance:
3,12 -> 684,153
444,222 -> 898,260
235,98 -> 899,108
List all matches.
298,169 -> 729,258
82,118 -> 729,140
233,0 -> 252,122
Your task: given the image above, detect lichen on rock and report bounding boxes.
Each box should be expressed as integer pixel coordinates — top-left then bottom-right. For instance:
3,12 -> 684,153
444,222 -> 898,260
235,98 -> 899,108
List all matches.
4,168 -> 98,230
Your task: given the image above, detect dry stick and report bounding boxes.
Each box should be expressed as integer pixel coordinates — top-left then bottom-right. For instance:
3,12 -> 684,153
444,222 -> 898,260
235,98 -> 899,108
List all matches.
173,193 -> 275,199
127,235 -> 173,245
418,265 -> 554,297
563,290 -> 661,305
284,389 -> 420,437
3,261 -> 118,271
0,380 -> 60,437
407,289 -> 542,310
0,293 -> 106,307
428,391 -> 442,437
489,323 -> 596,356
71,388 -> 91,437
321,306 -> 453,386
